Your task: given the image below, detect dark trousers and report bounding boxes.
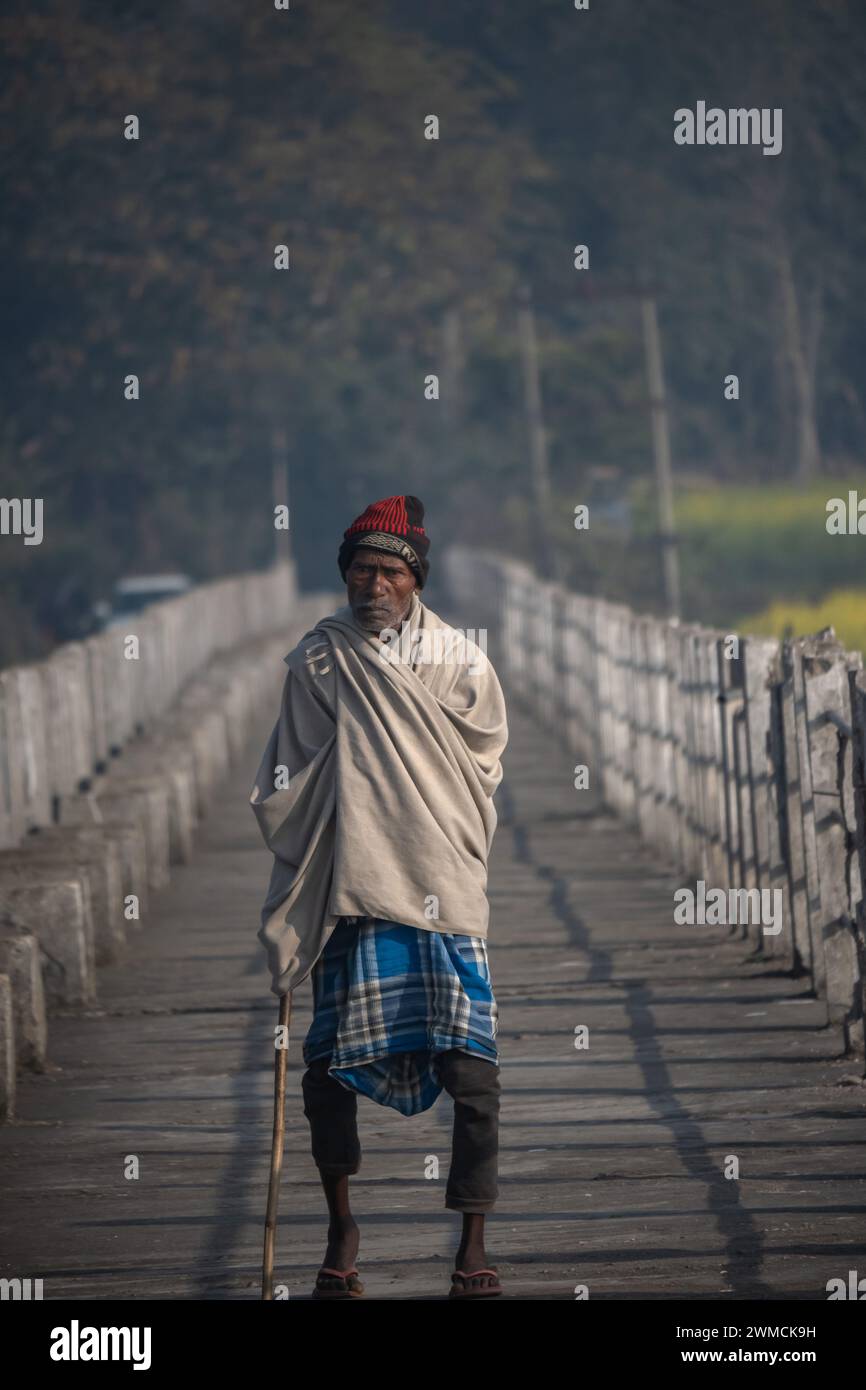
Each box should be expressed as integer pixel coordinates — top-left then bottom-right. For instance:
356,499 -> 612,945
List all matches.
301,1049 -> 501,1213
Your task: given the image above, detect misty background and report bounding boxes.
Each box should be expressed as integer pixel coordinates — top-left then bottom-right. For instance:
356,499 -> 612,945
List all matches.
2,0 -> 865,663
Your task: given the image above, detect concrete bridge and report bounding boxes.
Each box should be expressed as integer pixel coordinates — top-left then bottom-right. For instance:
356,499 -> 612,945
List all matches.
0,552 -> 864,1299
0,560 -> 306,1109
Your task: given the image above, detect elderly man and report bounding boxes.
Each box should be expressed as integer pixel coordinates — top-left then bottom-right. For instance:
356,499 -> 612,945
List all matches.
250,495 -> 508,1299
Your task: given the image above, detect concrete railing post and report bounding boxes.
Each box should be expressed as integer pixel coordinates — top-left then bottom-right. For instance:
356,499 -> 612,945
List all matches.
444,545 -> 866,1064
0,559 -> 304,1116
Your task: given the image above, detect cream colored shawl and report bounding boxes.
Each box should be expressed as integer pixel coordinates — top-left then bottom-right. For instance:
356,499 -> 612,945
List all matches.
250,590 -> 508,995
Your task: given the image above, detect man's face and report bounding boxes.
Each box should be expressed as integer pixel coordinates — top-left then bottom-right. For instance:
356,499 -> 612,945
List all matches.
346,547 -> 418,632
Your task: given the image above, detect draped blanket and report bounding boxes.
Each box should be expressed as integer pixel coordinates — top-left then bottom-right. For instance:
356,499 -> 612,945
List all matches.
250,591 -> 508,996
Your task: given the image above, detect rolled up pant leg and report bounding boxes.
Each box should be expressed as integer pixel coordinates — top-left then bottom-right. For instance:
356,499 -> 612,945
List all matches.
437,1048 -> 501,1213
301,1057 -> 362,1176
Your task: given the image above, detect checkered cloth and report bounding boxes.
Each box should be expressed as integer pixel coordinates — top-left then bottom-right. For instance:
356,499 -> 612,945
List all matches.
302,917 -> 499,1115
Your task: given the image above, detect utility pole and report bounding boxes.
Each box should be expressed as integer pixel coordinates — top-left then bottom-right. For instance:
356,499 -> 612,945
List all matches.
640,295 -> 680,620
441,303 -> 463,436
517,284 -> 560,582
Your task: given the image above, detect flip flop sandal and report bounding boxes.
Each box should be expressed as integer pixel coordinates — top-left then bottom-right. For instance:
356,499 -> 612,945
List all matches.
311,1266 -> 365,1300
449,1267 -> 503,1298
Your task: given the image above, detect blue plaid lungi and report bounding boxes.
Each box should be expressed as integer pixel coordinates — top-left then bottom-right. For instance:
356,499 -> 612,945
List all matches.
302,916 -> 499,1116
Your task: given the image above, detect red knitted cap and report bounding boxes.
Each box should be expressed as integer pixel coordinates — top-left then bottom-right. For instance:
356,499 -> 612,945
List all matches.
338,495 -> 430,587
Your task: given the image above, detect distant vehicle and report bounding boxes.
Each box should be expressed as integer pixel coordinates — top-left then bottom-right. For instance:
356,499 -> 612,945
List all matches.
93,573 -> 193,630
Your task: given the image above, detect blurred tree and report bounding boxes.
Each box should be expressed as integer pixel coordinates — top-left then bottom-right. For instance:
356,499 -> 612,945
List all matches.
1,0 -> 865,656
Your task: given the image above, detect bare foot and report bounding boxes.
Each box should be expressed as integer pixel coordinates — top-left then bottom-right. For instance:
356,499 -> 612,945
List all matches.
453,1237 -> 500,1293
315,1218 -> 361,1294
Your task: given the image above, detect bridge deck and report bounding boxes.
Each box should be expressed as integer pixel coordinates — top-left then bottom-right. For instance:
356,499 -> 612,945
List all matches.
1,700 -> 863,1301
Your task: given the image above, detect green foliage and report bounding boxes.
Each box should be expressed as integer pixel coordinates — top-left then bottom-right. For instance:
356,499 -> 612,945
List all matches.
635,480 -> 866,628
741,590 -> 866,657
537,477 -> 866,629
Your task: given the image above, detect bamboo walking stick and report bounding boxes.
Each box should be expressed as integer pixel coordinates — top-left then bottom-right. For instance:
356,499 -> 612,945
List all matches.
262,989 -> 293,1300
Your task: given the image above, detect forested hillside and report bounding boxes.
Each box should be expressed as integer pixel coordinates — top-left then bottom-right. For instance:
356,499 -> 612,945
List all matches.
2,0 -> 864,661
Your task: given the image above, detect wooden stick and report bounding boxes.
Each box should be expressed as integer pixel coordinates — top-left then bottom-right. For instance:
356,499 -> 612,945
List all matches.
262,989 -> 292,1300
